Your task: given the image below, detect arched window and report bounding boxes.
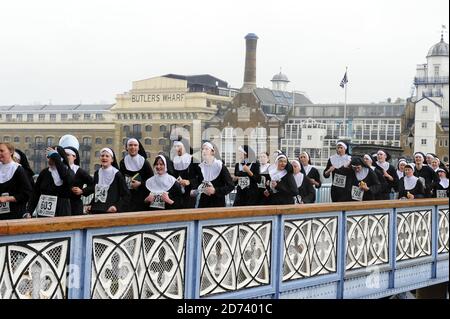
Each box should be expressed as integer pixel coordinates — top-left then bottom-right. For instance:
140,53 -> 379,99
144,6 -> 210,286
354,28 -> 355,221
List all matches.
95,138 -> 102,144
145,125 -> 152,132
145,138 -> 152,145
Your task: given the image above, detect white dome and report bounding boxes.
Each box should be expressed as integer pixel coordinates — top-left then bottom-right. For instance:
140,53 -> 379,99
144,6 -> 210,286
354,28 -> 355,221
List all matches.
427,35 -> 449,57
271,72 -> 289,82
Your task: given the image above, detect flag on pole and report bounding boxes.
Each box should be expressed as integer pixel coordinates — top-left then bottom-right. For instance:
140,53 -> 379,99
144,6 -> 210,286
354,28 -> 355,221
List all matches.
340,71 -> 348,88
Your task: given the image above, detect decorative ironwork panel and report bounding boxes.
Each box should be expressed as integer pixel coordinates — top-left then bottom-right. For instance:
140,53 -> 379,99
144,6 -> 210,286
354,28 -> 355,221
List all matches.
200,222 -> 271,297
438,209 -> 449,254
0,238 -> 70,299
91,228 -> 186,299
396,210 -> 431,261
283,217 -> 338,282
346,214 -> 389,270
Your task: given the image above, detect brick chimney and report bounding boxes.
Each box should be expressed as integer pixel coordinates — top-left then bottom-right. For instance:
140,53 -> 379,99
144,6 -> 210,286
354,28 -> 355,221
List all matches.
241,33 -> 258,93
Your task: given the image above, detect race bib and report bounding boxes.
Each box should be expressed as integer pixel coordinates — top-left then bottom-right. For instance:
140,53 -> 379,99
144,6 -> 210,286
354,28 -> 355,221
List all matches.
437,190 -> 448,198
351,186 -> 364,201
258,176 -> 267,189
332,174 -> 347,188
36,195 -> 57,217
0,193 -> 10,215
150,193 -> 165,209
95,185 -> 109,203
238,177 -> 250,190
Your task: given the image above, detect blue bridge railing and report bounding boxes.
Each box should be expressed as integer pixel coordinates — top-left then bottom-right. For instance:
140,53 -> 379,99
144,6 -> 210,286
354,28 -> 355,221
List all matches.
0,198 -> 447,299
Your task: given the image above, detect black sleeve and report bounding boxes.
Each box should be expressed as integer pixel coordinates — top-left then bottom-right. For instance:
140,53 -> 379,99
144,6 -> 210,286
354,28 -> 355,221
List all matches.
50,152 -> 73,187
388,166 -> 399,192
398,179 -> 407,198
188,162 -> 200,187
366,170 -> 381,198
250,162 -> 260,183
13,167 -> 33,205
310,168 -> 322,188
276,174 -> 299,196
323,159 -> 332,178
80,169 -> 94,194
301,178 -> 316,203
27,171 -> 44,214
167,183 -> 183,209
114,172 -> 131,212
215,167 -> 235,196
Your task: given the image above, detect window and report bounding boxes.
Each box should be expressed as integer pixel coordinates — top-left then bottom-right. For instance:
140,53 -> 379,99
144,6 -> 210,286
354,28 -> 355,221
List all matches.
307,135 -> 312,140
84,114 -> 91,120
421,122 -> 427,129
17,114 -> 23,121
46,136 -> 54,146
145,125 -> 152,132
160,125 -> 166,132
434,65 -> 440,77
95,151 -> 100,157
123,125 -> 130,132
14,136 -> 20,143
27,114 -> 33,122
95,138 -> 102,144
421,139 -> 427,145
50,114 -> 56,121
422,105 -> 428,113
445,139 -> 449,147
61,114 -> 68,120
95,113 -> 103,120
82,137 -> 92,145
207,101 -> 211,107
3,136 -> 10,142
159,139 -> 166,145
6,114 -> 12,121
145,138 -> 152,145
25,136 -> 31,143
106,138 -> 113,145
72,114 -> 80,121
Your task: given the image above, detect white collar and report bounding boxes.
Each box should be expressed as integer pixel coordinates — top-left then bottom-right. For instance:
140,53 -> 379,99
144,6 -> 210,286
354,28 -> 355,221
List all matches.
260,163 -> 270,174
199,158 -> 223,182
48,166 -> 63,186
145,173 -> 177,193
439,178 -> 449,189
397,170 -> 404,179
70,164 -> 79,174
303,164 -> 313,175
356,167 -> 369,181
330,154 -> 351,168
403,175 -> 418,190
376,161 -> 390,171
268,165 -> 287,181
0,161 -> 19,183
293,172 -> 304,188
98,166 -> 119,186
124,154 -> 145,172
173,153 -> 192,171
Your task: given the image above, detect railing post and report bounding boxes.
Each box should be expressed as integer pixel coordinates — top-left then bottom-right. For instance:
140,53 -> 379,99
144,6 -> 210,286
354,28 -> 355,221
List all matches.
431,205 -> 438,279
337,210 -> 346,299
274,214 -> 283,299
389,207 -> 397,290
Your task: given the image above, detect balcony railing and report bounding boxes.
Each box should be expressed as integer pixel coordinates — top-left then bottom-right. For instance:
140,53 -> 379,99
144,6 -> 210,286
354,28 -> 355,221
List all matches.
422,91 -> 444,98
414,76 -> 449,85
0,198 -> 447,299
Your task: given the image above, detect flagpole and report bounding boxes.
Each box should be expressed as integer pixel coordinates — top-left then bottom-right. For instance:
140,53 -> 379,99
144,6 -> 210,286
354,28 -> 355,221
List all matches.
343,66 -> 348,138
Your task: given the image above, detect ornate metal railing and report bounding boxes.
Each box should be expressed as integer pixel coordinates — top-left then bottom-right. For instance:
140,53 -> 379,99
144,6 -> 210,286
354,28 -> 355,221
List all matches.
0,198 -> 447,299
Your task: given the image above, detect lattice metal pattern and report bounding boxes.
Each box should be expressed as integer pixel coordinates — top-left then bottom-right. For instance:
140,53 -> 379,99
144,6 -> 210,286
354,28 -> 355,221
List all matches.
438,209 -> 449,254
283,217 -> 338,282
396,210 -> 432,261
200,222 -> 271,297
346,214 -> 389,270
0,238 -> 70,299
91,228 -> 186,299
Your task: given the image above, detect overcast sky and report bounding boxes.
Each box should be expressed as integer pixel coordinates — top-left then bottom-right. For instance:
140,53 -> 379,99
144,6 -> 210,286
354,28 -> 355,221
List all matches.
0,0 -> 448,106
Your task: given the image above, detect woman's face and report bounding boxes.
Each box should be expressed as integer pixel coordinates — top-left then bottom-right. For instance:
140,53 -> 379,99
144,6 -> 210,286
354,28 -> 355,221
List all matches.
405,167 -> 414,177
415,155 -> 424,165
363,157 -> 372,167
0,144 -> 12,164
431,159 -> 439,169
426,155 -> 434,165
299,153 -> 309,166
65,153 -> 76,165
127,141 -> 139,156
100,152 -> 113,168
438,171 -> 447,179
352,164 -> 362,173
259,153 -> 268,165
292,161 -> 301,174
336,145 -> 345,156
277,158 -> 287,170
154,158 -> 166,175
377,151 -> 386,162
175,145 -> 183,156
238,150 -> 246,162
202,146 -> 214,159
398,162 -> 406,172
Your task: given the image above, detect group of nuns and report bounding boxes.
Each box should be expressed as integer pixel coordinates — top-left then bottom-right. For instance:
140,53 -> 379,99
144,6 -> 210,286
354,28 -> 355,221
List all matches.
1,137 -> 448,220
324,141 -> 449,202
